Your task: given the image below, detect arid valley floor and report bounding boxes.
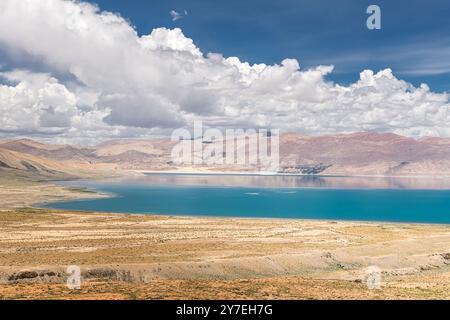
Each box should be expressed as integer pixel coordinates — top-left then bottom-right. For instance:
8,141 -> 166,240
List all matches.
1,176 -> 450,299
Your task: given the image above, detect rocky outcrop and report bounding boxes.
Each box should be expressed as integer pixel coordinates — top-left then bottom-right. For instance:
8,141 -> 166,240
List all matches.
279,164 -> 332,175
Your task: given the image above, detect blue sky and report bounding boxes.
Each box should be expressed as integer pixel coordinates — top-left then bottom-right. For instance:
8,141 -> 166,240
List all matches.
1,0 -> 450,141
88,0 -> 450,92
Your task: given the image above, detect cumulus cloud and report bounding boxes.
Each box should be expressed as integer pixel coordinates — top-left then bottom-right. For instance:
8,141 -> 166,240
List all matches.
0,70 -> 118,142
0,70 -> 77,134
0,0 -> 449,144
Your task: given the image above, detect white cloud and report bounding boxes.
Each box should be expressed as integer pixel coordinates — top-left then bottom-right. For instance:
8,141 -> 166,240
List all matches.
0,70 -> 118,141
169,10 -> 187,22
310,38 -> 450,77
0,70 -> 77,133
0,0 -> 449,144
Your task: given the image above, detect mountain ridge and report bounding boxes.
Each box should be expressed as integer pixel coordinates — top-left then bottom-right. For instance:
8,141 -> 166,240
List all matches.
2,132 -> 450,177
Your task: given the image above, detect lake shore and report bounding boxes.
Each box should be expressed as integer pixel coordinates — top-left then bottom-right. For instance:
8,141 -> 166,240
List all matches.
137,169 -> 450,179
0,177 -> 450,299
0,208 -> 450,299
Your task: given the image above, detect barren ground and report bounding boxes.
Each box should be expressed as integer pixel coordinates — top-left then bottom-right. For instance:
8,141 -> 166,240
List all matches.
0,177 -> 449,299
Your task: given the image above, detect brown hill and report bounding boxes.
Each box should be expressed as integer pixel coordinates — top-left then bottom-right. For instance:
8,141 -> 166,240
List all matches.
279,132 -> 450,175
0,147 -> 74,180
0,146 -> 120,181
2,132 -> 450,177
0,139 -> 95,162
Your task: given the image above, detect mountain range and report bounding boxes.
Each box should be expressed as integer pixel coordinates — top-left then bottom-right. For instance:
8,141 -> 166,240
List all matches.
2,132 -> 450,180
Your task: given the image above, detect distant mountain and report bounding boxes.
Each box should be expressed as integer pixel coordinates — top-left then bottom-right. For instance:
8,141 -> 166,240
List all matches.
93,138 -> 176,170
3,132 -> 450,177
0,147 -> 74,180
0,139 -> 95,162
279,132 -> 450,176
0,143 -> 120,181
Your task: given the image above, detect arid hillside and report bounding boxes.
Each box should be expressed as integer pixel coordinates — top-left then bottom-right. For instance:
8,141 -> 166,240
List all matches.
2,132 -> 450,177
0,141 -> 120,181
279,132 -> 450,176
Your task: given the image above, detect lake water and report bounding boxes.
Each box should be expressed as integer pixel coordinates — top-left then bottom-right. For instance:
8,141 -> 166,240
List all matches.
41,173 -> 450,224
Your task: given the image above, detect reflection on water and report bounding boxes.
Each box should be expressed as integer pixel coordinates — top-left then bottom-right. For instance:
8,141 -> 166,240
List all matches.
47,173 -> 450,223
84,173 -> 450,190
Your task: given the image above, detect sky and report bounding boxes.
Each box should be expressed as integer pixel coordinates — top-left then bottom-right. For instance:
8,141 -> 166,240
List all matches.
0,0 -> 449,144
90,0 -> 450,91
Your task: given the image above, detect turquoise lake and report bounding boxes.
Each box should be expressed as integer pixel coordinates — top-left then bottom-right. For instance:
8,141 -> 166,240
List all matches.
41,174 -> 450,224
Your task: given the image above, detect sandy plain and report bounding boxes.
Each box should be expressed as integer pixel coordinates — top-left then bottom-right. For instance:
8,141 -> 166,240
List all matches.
0,176 -> 449,300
